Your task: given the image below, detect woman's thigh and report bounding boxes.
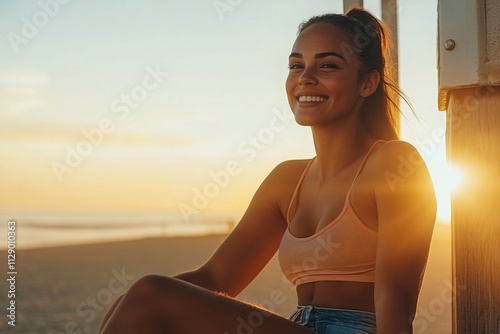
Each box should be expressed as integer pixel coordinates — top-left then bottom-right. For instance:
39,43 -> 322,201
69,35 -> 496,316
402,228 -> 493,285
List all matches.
101,275 -> 316,334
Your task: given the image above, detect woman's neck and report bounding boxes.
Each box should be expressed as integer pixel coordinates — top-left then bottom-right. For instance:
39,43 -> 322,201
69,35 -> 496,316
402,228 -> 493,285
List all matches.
311,123 -> 375,182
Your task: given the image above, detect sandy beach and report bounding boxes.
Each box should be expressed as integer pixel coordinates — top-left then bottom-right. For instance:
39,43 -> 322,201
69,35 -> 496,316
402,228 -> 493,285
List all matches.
0,223 -> 451,333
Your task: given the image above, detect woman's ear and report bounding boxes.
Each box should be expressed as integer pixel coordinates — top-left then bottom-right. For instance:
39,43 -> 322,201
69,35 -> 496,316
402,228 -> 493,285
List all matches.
360,70 -> 381,97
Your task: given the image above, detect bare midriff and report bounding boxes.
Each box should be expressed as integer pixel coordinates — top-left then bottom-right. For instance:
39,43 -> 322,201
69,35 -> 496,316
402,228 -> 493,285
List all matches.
296,281 -> 375,313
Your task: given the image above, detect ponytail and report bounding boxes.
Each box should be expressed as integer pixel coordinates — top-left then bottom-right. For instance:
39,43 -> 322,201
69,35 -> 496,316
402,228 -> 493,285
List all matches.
298,8 -> 413,140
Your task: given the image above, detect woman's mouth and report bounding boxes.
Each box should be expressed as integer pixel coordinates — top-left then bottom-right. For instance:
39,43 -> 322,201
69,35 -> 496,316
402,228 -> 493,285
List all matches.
297,95 -> 327,102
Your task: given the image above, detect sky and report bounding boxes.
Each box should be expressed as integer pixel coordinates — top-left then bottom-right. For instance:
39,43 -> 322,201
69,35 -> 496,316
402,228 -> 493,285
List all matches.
0,0 -> 452,246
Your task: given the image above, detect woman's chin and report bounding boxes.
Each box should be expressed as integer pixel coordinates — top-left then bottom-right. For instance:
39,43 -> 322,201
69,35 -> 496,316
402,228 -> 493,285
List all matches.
293,114 -> 321,127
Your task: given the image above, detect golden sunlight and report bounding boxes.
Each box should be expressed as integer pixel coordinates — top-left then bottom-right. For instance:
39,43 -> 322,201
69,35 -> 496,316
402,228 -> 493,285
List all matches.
432,162 -> 463,223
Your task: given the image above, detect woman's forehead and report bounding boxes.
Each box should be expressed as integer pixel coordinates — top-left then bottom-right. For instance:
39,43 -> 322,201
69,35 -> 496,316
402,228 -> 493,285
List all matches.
292,23 -> 349,53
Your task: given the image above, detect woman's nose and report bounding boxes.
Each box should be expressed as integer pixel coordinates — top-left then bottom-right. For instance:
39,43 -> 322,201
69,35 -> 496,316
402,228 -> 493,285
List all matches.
298,67 -> 318,86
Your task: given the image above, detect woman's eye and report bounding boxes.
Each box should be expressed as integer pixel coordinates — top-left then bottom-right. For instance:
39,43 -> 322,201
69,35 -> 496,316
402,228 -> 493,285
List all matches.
320,63 -> 339,70
288,63 -> 303,70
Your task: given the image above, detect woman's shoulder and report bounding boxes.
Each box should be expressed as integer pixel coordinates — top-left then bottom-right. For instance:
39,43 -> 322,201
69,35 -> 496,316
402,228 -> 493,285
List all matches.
376,139 -> 419,153
367,139 -> 432,192
266,158 -> 313,184
274,158 -> 313,171
251,158 -> 314,211
370,139 -> 424,168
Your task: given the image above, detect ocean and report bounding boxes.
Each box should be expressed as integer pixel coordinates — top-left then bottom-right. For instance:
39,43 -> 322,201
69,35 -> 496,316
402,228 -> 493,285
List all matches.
0,212 -> 235,249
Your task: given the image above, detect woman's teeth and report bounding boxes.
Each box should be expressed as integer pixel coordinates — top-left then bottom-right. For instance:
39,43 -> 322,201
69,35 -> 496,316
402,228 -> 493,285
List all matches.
298,96 -> 326,102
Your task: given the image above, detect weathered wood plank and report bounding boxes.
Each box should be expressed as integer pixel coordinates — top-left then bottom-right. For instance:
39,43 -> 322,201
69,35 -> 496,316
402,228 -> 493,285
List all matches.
447,87 -> 500,334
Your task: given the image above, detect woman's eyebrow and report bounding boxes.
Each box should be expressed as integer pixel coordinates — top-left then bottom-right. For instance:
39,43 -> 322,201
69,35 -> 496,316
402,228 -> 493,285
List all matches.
289,51 -> 346,62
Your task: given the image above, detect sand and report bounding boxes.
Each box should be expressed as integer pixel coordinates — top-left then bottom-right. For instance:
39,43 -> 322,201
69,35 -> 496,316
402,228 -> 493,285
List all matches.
0,224 -> 452,333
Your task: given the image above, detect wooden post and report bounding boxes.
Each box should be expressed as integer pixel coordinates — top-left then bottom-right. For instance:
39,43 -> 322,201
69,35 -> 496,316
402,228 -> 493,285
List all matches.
381,0 -> 398,81
343,0 -> 363,13
447,87 -> 500,333
439,0 -> 500,332
343,0 -> 400,132
381,0 -> 400,134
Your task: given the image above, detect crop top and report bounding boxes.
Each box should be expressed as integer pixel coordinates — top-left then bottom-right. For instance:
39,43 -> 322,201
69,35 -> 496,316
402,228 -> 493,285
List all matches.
279,141 -> 384,286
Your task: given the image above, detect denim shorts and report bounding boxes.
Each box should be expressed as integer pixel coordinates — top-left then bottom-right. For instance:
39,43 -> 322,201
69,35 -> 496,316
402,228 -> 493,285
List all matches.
289,305 -> 376,334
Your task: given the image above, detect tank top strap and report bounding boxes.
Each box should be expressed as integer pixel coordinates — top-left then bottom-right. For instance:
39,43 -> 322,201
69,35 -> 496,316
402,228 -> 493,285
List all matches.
287,141 -> 385,223
286,158 -> 315,224
345,140 -> 386,197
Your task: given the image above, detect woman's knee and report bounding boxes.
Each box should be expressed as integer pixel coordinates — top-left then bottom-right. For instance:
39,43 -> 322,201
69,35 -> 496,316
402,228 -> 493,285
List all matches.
125,274 -> 179,300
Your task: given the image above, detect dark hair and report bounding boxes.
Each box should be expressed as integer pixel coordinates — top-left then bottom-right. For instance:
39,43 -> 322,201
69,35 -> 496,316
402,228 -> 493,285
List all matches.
298,8 -> 410,140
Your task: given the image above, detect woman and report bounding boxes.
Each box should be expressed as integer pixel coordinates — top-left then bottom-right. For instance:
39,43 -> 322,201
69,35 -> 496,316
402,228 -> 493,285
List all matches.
100,8 -> 436,334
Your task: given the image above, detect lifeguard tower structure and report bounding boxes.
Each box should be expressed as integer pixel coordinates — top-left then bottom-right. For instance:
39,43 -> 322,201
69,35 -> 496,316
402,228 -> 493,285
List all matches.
345,1 -> 500,333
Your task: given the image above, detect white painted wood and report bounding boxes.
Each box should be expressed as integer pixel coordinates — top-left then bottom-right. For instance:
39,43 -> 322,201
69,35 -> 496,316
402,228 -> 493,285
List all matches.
438,0 -> 500,110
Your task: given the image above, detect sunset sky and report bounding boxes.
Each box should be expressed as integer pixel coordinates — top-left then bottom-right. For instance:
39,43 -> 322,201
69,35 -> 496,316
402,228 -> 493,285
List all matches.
0,0 -> 451,244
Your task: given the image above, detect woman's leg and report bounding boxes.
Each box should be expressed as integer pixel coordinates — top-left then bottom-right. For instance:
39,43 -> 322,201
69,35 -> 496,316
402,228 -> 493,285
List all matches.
98,294 -> 123,333
100,274 -> 315,334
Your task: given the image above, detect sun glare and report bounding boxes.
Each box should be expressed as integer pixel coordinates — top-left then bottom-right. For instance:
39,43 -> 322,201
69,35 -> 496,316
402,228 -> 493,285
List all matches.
431,162 -> 463,223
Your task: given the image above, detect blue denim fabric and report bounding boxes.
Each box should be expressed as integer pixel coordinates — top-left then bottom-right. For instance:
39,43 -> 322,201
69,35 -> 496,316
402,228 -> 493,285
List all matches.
289,305 -> 376,334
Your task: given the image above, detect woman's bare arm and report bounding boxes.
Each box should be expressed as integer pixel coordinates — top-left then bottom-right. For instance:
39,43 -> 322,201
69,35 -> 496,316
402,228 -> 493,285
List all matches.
372,141 -> 437,333
99,161 -> 306,333
175,160 -> 306,296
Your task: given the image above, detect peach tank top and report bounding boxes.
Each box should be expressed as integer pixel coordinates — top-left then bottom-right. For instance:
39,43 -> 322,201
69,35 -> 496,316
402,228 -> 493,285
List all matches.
279,141 -> 384,286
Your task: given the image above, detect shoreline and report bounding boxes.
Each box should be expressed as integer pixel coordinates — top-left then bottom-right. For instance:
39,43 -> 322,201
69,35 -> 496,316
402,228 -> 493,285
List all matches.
0,224 -> 451,333
1,219 -> 451,251
8,231 -> 231,252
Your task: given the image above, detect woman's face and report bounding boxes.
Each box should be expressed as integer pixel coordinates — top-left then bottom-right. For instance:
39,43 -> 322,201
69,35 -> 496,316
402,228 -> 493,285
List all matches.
285,23 -> 368,127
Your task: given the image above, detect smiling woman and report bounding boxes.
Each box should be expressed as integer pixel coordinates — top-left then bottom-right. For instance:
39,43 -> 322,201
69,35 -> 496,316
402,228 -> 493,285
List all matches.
99,7 -> 436,334
0,1 -> 443,235
286,13 -> 401,144
0,2 -> 451,333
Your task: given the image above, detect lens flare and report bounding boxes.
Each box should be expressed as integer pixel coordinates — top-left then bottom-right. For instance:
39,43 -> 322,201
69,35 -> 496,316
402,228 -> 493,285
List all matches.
431,162 -> 463,223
